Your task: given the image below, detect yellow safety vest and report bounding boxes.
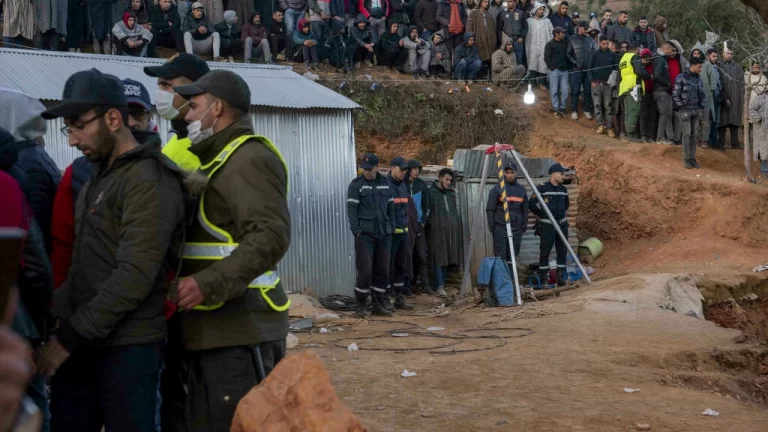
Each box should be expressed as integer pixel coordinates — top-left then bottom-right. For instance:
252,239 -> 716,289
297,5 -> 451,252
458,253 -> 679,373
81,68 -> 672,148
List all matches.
181,134 -> 291,312
618,52 -> 645,96
162,134 -> 201,172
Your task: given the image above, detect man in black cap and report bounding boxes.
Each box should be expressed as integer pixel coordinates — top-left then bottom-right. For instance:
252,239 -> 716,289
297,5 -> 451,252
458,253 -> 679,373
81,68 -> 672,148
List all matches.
347,153 -> 395,318
34,69 -> 185,432
172,69 -> 291,432
545,26 -> 570,117
144,53 -> 211,172
386,156 -> 415,309
486,161 -> 528,264
405,159 -> 436,296
529,163 -> 570,286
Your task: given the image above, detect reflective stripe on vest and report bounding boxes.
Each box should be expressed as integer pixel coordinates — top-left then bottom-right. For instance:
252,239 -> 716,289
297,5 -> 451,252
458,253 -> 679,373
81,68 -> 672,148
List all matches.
619,52 -> 645,96
184,134 -> 290,312
162,134 -> 201,172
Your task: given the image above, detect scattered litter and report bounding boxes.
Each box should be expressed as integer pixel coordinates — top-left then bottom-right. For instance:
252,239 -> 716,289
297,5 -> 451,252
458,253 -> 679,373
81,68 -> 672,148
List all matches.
496,420 -> 508,426
702,409 -> 719,416
445,81 -> 451,85
752,263 -> 768,272
635,423 -> 651,431
315,312 -> 341,324
332,327 -> 345,332
494,109 -> 504,116
305,343 -> 319,348
401,370 -> 417,377
289,318 -> 314,330
286,333 -> 299,349
585,267 -> 596,275
347,343 -> 359,351
624,388 -> 641,393
364,74 -> 373,81
303,71 -> 319,81
420,410 -> 435,418
448,87 -> 460,94
482,87 -> 492,92
319,327 -> 329,333
392,333 -> 409,337
370,82 -> 378,91
426,327 -> 445,331
337,81 -> 346,89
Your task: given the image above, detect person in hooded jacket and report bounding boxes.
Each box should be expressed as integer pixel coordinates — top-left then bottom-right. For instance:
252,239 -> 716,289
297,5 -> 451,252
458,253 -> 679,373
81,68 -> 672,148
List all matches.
401,25 -> 431,79
293,19 -> 321,68
113,11 -> 154,56
215,10 -> 243,62
413,0 -> 439,40
526,1 -> 553,88
378,22 -> 408,71
429,32 -> 452,78
466,0 -> 497,69
390,0 -> 417,37
492,35 -> 526,87
454,32 -> 482,84
243,11 -> 272,63
651,15 -> 668,51
182,2 -> 223,61
497,0 -> 527,67
0,89 -> 61,255
148,0 -> 184,56
350,13 -> 378,67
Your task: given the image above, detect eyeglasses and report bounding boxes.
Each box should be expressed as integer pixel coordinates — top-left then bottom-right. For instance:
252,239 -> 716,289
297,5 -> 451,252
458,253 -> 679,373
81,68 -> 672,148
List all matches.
60,113 -> 102,136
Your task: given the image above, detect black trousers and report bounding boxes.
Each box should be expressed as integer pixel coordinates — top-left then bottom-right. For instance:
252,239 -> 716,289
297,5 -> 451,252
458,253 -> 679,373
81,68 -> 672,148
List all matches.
353,46 -> 375,63
492,224 -> 523,261
538,221 -> 568,274
51,342 -> 163,432
718,124 -> 740,149
148,29 -> 185,57
389,233 -> 408,297
354,233 -> 392,300
160,315 -> 188,432
66,1 -> 88,50
268,33 -> 291,57
220,37 -> 244,57
410,225 -> 430,289
186,340 -> 286,432
378,47 -> 407,68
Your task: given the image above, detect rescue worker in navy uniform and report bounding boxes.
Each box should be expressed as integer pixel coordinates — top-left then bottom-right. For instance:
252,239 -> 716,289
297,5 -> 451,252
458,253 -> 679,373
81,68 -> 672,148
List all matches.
405,159 -> 437,296
346,153 -> 395,318
172,70 -> 291,432
529,163 -> 570,286
387,156 -> 415,311
486,161 -> 529,261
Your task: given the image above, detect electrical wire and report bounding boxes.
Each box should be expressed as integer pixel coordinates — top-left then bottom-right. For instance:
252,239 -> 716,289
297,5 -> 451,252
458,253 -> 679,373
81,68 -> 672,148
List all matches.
318,294 -> 357,311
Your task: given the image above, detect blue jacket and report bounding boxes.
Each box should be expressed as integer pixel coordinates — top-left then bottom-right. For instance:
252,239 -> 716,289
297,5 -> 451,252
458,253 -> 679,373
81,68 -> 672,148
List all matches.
386,173 -> 410,234
407,177 -> 427,223
529,181 -> 569,221
548,12 -> 574,39
454,32 -> 480,66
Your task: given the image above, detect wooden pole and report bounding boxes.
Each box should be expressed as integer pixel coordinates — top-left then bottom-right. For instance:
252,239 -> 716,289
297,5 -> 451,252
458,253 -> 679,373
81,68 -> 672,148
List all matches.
744,83 -> 752,181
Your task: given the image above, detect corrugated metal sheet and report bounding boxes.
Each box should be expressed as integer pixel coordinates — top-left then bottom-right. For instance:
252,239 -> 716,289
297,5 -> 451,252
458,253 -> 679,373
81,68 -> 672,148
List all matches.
454,147 -> 559,178
0,48 -> 359,110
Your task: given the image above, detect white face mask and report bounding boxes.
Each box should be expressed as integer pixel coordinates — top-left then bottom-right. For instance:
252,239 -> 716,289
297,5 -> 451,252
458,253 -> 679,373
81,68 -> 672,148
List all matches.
187,102 -> 219,145
155,89 -> 187,120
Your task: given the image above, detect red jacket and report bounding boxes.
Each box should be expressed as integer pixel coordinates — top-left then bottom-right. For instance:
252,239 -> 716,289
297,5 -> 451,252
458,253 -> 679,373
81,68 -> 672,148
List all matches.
0,170 -> 26,230
50,165 -> 75,290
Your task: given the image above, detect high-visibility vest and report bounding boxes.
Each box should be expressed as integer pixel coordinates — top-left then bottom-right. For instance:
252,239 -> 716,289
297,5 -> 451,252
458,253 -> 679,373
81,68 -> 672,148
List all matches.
618,52 -> 645,96
180,134 -> 291,312
162,134 -> 201,171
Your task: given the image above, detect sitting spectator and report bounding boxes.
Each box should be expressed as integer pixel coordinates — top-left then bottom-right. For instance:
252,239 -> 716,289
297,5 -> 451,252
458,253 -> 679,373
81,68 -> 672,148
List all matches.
112,12 -> 153,56
350,13 -> 377,68
324,27 -> 357,73
242,12 -> 271,63
496,0 -> 528,67
181,2 -> 223,61
467,0 -> 497,72
292,19 -> 320,69
401,25 -> 431,79
414,0 -> 439,41
358,0 -> 390,38
429,32 -> 451,78
126,0 -> 149,24
454,32 -> 482,85
269,10 -> 293,62
378,22 -> 407,72
631,16 -> 656,52
492,36 -> 525,88
215,10 -> 242,62
148,0 -> 184,57
436,0 -> 468,55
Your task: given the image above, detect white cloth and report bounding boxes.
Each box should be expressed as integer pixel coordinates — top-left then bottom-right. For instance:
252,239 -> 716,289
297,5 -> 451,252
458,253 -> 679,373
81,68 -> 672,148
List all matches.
3,0 -> 35,39
745,72 -> 768,101
749,93 -> 768,162
525,15 -> 553,74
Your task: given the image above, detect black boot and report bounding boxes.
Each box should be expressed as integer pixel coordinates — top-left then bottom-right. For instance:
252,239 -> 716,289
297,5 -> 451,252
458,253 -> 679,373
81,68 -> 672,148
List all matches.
355,293 -> 370,318
404,283 -> 416,298
371,294 -> 393,317
394,294 -> 415,310
556,269 -> 567,287
383,291 -> 395,312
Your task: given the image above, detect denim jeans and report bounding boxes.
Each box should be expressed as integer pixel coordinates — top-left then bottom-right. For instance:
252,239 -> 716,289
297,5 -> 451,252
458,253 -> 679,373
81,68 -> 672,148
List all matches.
284,8 -> 305,36
455,59 -> 482,80
761,159 -> 768,175
549,69 -> 569,111
569,70 -> 592,113
434,263 -> 448,288
311,20 -> 327,46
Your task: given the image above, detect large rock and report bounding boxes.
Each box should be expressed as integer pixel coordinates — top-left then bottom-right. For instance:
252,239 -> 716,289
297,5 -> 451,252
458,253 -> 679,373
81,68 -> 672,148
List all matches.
231,351 -> 367,432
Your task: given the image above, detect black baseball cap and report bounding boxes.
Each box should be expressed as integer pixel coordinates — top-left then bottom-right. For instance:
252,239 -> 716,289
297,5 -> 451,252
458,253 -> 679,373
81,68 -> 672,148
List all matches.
407,159 -> 422,169
144,53 -> 211,82
174,70 -> 251,113
549,163 -> 566,174
122,78 -> 153,111
41,69 -> 127,119
504,161 -> 518,171
361,153 -> 379,170
390,156 -> 408,170
553,26 -> 566,34
572,11 -> 579,17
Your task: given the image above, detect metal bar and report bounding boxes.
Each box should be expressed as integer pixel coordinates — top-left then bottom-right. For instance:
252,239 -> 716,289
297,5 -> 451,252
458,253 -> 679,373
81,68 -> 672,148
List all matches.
493,145 -> 522,305
460,151 -> 493,296
744,83 -> 753,181
508,149 -> 593,284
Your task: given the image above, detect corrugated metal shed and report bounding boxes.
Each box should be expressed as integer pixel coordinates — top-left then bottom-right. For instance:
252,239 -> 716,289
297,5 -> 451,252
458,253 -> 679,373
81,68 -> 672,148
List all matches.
0,48 -> 359,110
454,146 -> 560,178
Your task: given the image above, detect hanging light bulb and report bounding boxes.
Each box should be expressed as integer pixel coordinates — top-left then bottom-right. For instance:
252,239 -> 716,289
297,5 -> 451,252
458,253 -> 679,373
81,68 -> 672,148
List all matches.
524,84 -> 535,105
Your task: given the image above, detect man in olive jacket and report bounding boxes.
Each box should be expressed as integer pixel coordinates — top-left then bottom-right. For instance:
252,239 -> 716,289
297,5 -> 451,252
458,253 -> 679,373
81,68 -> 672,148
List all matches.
174,70 -> 290,432
36,69 -> 185,431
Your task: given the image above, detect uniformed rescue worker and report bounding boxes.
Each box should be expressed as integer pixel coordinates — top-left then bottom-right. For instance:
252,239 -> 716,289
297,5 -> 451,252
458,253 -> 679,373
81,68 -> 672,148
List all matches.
387,157 -> 415,311
486,161 -> 529,261
144,53 -> 211,171
171,70 -> 291,432
529,163 -> 570,286
405,159 -> 436,296
346,153 -> 395,318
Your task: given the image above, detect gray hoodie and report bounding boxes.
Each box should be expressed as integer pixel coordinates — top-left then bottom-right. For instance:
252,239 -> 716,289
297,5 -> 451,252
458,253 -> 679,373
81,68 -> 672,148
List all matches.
0,88 -> 47,143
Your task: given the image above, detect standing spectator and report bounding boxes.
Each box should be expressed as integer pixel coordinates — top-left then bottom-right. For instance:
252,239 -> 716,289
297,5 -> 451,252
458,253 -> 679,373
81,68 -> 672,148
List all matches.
548,1 -> 572,41
181,2 -> 223,61
436,0 -> 467,56
269,10 -> 292,61
599,8 -> 613,35
454,33 -> 482,85
520,0 -> 534,16
748,86 -> 768,181
651,15 -> 668,50
88,0 -> 114,54
386,157 -> 414,310
466,0 -> 497,72
330,0 -> 357,34
587,19 -> 600,43
496,0 -> 527,67
292,19 -> 320,68
429,32 -> 451,78
610,39 -> 624,137
672,56 -> 707,169
488,0 -> 503,22
525,1 -> 553,89
606,10 -> 631,44
401,25 -> 430,79
638,48 -> 658,142
66,0 -> 88,52
666,40 -> 688,144
618,43 -> 651,142
227,0 -> 253,29
413,0 -> 439,40
631,16 -> 656,52
718,47 -> 744,150
704,48 -> 722,147
746,63 -> 768,101
545,27 -> 569,117
653,41 -> 675,144
215,10 -> 243,63
405,160 -> 435,295
350,14 -> 377,68
390,0 -> 416,37
492,36 -> 526,88
358,0 -> 389,37
2,0 -> 34,47
423,168 -> 461,297
378,22 -> 407,71
112,11 -> 153,56
486,162 -> 528,262
567,21 -> 595,120
309,0 -> 333,44
148,0 -> 184,57
279,0 -> 308,38
198,0 -> 223,24
589,36 -> 617,136
34,0 -> 66,50
571,11 -> 579,29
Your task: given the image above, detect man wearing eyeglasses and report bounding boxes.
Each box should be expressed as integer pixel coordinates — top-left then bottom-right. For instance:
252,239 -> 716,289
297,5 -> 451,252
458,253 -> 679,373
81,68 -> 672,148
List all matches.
39,69 -> 185,432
